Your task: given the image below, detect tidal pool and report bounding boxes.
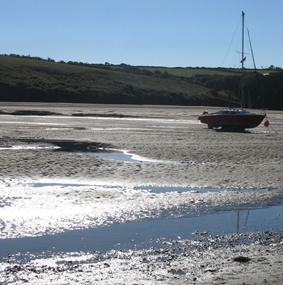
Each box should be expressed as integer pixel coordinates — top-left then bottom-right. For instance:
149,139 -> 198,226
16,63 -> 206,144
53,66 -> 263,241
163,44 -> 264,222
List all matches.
95,150 -> 140,162
0,181 -> 281,239
0,203 -> 282,259
94,149 -> 165,163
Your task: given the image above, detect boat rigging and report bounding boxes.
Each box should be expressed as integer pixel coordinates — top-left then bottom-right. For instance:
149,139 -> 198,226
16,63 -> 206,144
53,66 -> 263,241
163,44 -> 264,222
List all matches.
198,11 -> 266,131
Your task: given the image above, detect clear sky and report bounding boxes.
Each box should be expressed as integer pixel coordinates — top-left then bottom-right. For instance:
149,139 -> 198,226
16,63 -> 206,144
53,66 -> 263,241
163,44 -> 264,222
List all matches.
0,0 -> 282,68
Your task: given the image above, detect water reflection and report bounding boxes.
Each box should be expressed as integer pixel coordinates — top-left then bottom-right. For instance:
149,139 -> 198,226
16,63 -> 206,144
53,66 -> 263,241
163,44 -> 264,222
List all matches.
0,204 -> 282,258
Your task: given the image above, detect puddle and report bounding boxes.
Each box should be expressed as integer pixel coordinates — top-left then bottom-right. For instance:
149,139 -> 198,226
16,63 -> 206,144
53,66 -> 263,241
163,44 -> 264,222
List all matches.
0,145 -> 60,150
31,182 -> 93,188
95,150 -> 141,163
0,204 -> 282,258
95,149 -> 170,163
0,138 -> 176,164
0,121 -> 67,126
13,139 -> 112,153
0,179 -> 282,259
91,127 -> 153,131
135,185 -> 275,194
19,181 -> 275,195
98,151 -> 139,162
136,185 -> 223,194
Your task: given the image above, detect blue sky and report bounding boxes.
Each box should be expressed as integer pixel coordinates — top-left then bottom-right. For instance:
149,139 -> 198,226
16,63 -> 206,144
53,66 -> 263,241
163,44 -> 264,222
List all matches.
0,0 -> 282,68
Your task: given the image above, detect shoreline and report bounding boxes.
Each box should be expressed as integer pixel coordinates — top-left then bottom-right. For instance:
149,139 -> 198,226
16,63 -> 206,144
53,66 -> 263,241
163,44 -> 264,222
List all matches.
1,230 -> 283,284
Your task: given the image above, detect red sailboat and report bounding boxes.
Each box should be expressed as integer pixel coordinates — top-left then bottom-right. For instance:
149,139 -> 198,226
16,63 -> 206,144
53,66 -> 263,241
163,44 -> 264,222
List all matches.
199,11 -> 266,131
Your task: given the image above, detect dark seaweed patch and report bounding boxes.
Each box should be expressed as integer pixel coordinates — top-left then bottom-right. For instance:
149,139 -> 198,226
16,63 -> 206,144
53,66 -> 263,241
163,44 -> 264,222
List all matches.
18,138 -> 112,153
0,110 -> 63,116
71,113 -> 138,118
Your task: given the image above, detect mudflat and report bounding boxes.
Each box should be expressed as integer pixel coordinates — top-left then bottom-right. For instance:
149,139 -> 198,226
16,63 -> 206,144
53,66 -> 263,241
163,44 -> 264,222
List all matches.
0,103 -> 282,188
0,102 -> 282,284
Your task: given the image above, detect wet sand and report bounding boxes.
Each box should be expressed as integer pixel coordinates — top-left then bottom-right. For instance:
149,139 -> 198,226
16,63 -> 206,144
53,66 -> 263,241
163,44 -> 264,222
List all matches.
0,103 -> 282,188
0,102 -> 282,284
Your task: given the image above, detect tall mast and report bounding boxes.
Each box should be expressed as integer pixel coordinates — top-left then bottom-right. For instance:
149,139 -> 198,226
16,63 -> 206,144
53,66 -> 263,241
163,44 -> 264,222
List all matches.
240,11 -> 245,108
247,28 -> 257,71
241,11 -> 245,70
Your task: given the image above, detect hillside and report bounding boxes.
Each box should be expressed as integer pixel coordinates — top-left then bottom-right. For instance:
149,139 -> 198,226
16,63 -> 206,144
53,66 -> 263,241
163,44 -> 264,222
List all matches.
0,55 -> 282,109
136,66 -> 279,78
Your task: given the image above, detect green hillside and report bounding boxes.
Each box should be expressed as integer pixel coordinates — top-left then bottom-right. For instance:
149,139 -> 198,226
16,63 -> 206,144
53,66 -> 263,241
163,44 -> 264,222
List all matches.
0,55 -> 282,109
0,55 -> 234,106
137,66 -> 278,78
137,66 -> 240,78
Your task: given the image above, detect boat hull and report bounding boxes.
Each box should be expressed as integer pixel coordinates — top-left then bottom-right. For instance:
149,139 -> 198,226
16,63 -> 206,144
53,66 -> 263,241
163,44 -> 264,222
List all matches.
198,113 -> 266,130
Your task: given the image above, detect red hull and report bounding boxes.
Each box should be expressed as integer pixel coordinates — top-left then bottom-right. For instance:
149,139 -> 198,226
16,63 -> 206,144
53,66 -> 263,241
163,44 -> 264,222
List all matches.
199,112 -> 265,130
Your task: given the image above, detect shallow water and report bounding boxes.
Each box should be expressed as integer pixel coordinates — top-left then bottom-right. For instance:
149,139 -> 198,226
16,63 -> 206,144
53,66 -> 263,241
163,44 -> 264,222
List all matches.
137,185 -> 224,193
0,145 -> 60,150
31,182 -> 93,188
94,149 -> 168,163
0,140 -> 171,164
0,204 -> 282,259
0,180 -> 282,249
136,185 -> 276,194
95,150 -> 139,162
95,150 -> 159,163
